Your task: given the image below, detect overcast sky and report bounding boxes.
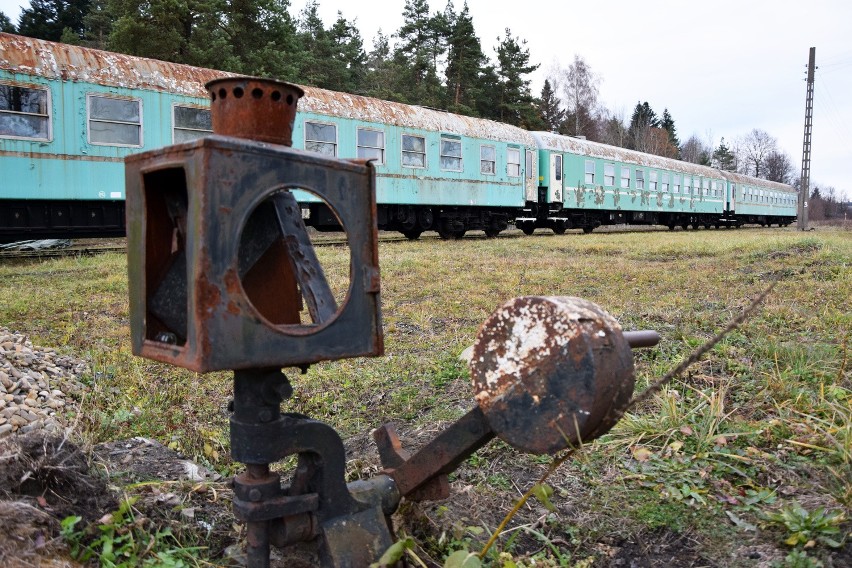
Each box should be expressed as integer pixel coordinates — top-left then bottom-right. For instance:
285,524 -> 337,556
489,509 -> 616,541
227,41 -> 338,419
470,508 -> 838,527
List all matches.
2,0 -> 850,193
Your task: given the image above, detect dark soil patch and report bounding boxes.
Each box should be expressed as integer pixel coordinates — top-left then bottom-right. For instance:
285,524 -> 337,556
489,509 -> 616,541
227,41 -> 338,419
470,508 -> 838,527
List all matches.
602,530 -> 715,567
0,433 -> 116,566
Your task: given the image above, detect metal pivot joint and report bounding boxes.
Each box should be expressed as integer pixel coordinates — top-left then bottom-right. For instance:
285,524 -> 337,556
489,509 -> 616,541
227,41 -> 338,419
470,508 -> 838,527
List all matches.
374,296 -> 659,504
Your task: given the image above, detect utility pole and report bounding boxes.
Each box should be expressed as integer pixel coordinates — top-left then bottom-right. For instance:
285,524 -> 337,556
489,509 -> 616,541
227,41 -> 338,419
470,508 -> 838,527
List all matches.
798,47 -> 815,230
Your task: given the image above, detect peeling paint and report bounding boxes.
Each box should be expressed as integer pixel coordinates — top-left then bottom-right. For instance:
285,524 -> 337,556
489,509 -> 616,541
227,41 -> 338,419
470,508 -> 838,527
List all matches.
0,34 -> 535,146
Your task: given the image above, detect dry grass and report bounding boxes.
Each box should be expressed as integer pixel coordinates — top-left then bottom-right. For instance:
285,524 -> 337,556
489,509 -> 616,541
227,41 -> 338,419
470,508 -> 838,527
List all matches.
0,225 -> 850,565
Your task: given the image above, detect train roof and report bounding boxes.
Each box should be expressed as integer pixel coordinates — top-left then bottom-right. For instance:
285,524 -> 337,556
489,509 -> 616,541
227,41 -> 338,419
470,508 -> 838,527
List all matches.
717,169 -> 796,193
531,131 -> 722,178
0,33 -> 534,145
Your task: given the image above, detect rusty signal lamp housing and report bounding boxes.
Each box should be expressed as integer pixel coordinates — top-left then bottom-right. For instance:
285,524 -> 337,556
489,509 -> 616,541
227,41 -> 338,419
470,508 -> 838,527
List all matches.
124,77 -> 383,372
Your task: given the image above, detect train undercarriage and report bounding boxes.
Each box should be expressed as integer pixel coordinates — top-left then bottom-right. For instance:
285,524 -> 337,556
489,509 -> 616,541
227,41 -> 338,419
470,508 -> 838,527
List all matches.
0,199 -> 126,243
0,198 -> 795,243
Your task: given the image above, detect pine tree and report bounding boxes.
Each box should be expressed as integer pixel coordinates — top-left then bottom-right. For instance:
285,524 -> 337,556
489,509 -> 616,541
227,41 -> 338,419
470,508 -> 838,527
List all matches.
537,79 -> 565,132
444,2 -> 486,115
81,0 -> 112,49
628,101 -> 658,151
629,101 -> 658,131
328,12 -> 367,93
363,30 -> 405,100
393,0 -> 442,106
106,0 -> 199,62
712,137 -> 736,171
660,108 -> 679,155
296,2 -> 339,87
0,11 -> 15,33
493,28 -> 540,128
18,0 -> 91,41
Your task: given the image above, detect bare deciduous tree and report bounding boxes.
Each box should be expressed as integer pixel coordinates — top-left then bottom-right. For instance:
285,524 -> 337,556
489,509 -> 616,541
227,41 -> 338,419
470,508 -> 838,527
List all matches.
633,126 -> 678,158
558,55 -> 599,137
764,151 -> 794,184
737,128 -> 777,178
680,134 -> 712,165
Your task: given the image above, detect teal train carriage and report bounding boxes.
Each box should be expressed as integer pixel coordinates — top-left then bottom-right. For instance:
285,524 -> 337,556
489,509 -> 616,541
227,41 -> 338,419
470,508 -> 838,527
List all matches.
1,33 -> 795,242
0,33 -> 537,242
523,133 -> 732,234
0,33 -> 218,240
719,171 -> 797,227
296,89 -> 537,239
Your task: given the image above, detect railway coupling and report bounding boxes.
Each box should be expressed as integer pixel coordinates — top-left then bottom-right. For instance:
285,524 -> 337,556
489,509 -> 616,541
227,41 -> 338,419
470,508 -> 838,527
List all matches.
124,77 -> 660,567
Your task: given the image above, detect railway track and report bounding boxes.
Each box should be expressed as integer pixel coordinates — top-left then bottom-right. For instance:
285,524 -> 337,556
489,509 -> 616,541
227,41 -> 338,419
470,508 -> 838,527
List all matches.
0,224 -> 779,261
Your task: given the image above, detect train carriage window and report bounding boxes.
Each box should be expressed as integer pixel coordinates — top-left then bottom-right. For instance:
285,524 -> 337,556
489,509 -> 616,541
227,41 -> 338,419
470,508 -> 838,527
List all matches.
87,94 -> 141,146
661,173 -> 669,192
649,171 -> 658,191
604,163 -> 615,186
440,137 -> 463,171
702,179 -> 710,197
305,121 -> 337,156
683,176 -> 691,195
507,147 -> 521,177
554,155 -> 563,181
635,169 -> 645,190
172,105 -> 212,143
402,134 -> 426,168
731,183 -> 736,199
526,150 -> 533,179
585,160 -> 595,184
357,128 -> 385,164
673,174 -> 681,193
620,166 -> 630,188
480,145 -> 496,175
0,83 -> 50,140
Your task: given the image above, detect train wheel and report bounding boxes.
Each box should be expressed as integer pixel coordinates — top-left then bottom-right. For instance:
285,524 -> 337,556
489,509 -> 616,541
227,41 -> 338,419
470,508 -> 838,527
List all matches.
402,229 -> 422,240
552,227 -> 566,235
484,228 -> 501,238
582,226 -> 594,234
668,224 -> 676,231
521,224 -> 535,235
681,223 -> 689,230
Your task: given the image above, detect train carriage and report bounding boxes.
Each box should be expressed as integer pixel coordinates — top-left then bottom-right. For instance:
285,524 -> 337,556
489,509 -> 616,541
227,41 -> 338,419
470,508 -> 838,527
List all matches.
0,33 -> 537,242
1,33 -> 796,242
0,33 -> 222,240
296,88 -> 537,239
720,170 -> 797,227
524,133 -> 731,233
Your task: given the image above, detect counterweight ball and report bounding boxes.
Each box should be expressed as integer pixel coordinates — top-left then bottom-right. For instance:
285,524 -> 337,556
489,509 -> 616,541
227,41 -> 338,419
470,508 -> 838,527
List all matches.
470,297 -> 635,454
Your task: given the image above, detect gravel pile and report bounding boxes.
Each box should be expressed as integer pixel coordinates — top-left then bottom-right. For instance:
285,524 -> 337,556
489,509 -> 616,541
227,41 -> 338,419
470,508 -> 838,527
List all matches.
0,329 -> 89,438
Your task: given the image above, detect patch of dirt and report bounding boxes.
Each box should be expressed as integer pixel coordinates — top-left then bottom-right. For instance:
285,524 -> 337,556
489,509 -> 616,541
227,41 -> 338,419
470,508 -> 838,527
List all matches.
94,436 -> 223,484
599,530 -> 715,567
0,433 -> 115,566
92,437 -> 237,560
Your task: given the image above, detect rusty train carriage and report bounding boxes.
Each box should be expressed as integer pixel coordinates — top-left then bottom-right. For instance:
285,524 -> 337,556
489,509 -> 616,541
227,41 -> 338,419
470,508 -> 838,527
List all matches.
0,32 -> 795,242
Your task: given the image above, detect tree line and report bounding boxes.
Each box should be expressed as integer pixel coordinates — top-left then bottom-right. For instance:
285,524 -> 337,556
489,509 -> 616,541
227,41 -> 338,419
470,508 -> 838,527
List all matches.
1,0 -> 542,128
3,0 -> 845,209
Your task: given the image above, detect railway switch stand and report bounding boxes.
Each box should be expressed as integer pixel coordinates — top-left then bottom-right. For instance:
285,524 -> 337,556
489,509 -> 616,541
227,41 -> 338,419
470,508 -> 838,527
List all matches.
125,77 -> 659,567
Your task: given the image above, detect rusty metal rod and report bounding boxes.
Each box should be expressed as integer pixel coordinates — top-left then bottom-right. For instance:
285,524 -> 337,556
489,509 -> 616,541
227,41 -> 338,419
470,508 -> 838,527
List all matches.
623,330 -> 660,349
245,464 -> 272,568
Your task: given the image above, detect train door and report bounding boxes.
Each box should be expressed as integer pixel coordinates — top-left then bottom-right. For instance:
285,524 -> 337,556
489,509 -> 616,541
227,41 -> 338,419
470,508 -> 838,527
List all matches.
728,182 -> 736,214
525,149 -> 537,202
549,153 -> 563,203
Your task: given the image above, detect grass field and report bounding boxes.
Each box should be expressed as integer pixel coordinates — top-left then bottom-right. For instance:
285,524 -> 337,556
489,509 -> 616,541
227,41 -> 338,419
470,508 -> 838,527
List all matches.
1,226 -> 850,566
